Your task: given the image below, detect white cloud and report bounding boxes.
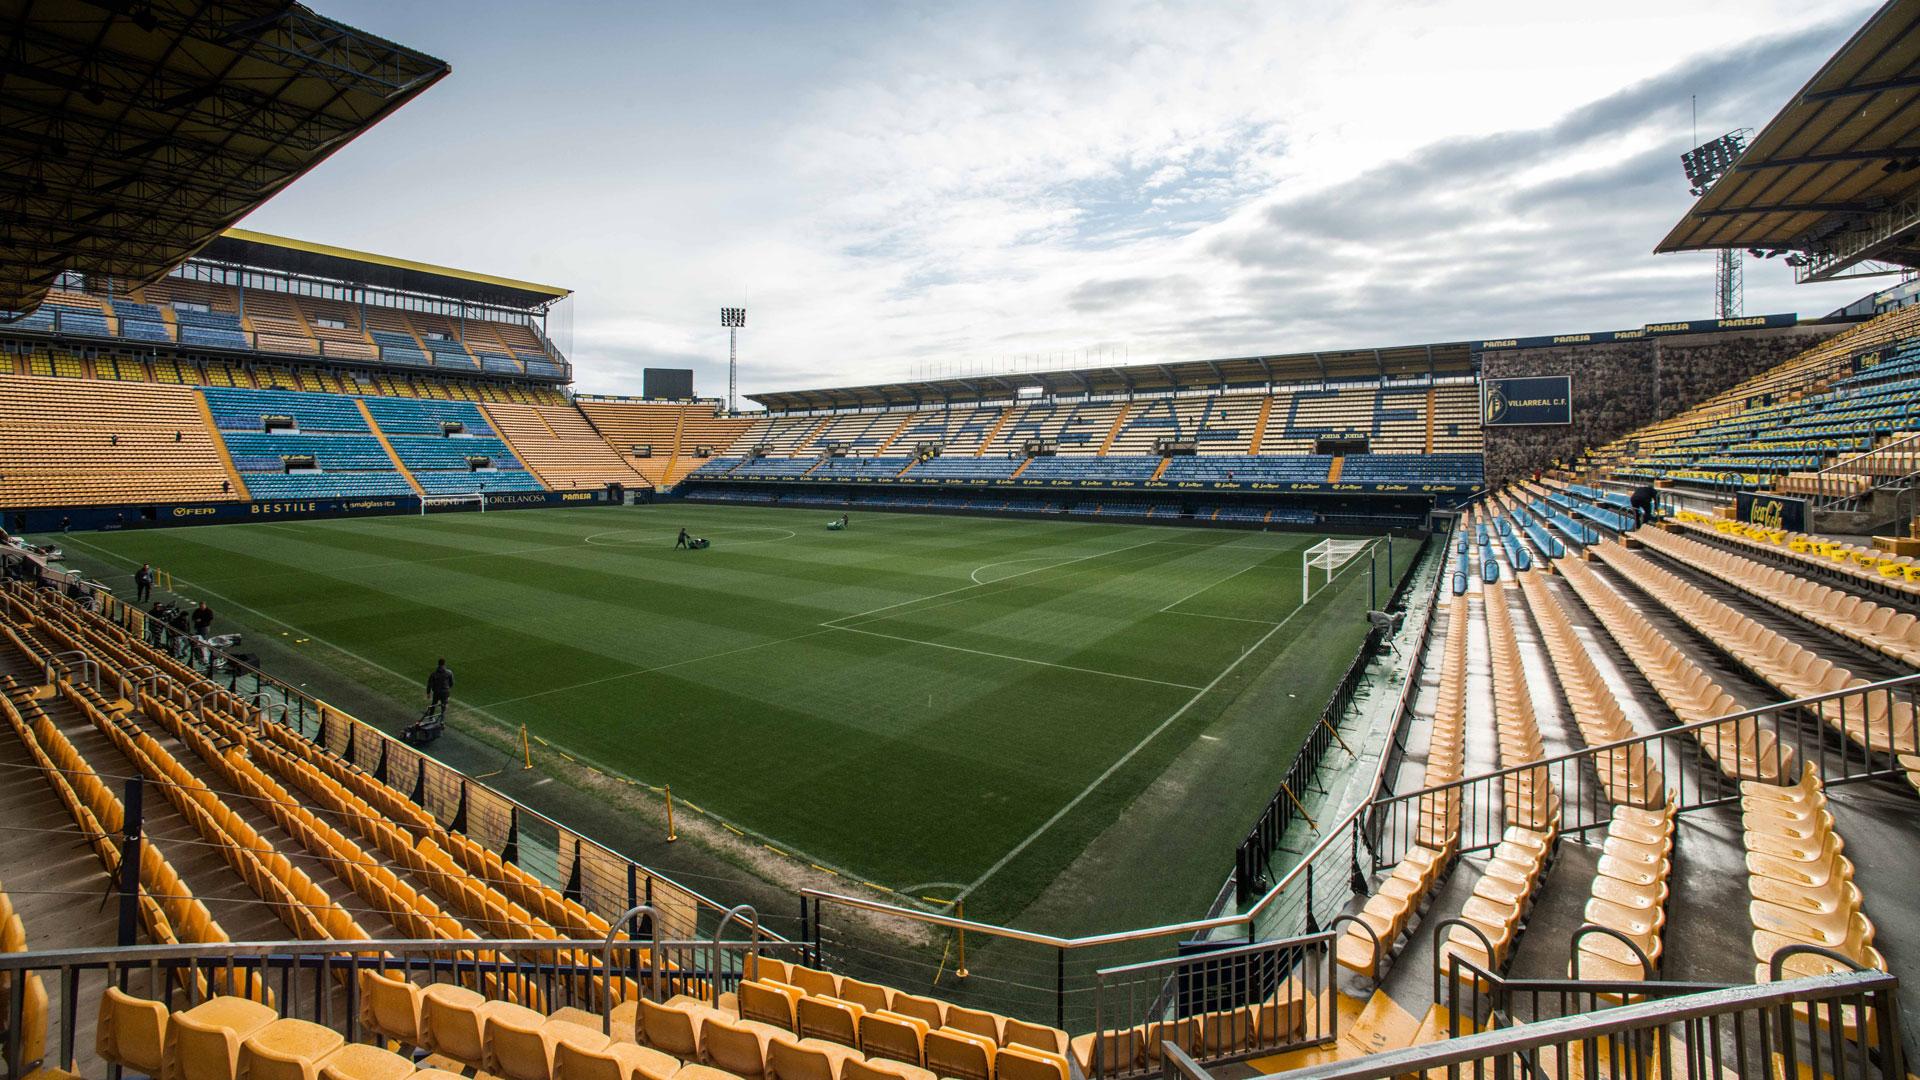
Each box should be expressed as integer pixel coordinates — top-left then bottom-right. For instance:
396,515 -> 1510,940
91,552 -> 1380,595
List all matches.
241,0 -> 1882,400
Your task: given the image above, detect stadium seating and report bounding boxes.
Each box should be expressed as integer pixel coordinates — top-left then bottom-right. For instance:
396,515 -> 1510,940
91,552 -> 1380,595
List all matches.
0,375 -> 244,507
363,398 -> 543,495
483,402 -> 654,490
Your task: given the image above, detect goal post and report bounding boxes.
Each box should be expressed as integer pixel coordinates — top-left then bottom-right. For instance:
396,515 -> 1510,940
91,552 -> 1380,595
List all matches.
420,493 -> 486,515
1302,537 -> 1374,604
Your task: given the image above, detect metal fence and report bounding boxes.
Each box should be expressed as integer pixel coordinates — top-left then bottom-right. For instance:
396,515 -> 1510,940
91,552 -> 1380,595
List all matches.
1800,430 -> 1920,513
0,926 -> 814,1079
1163,965 -> 1905,1080
1363,672 -> 1920,870
1233,533 -> 1437,904
1090,932 -> 1338,1078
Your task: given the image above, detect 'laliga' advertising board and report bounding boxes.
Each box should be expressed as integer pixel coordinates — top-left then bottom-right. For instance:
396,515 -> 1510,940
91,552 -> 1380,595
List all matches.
1482,376 -> 1573,426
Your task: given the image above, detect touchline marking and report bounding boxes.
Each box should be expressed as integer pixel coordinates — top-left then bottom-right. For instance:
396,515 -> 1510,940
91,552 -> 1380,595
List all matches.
63,535 -> 529,734
825,537 -> 1161,628
827,624 -> 1202,690
953,537 -> 1380,901
475,627 -> 840,709
1160,609 -> 1280,625
1156,541 -> 1269,614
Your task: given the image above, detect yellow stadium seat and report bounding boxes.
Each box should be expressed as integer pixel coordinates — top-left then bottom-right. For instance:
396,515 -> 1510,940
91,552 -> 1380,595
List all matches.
239,1018 -> 346,1080
842,1058 -> 936,1080
357,972 -> 424,1049
419,984 -> 497,1070
701,1017 -> 774,1080
554,1037 -> 680,1080
766,1036 -> 859,1080
832,980 -> 891,1017
995,1045 -> 1069,1080
96,987 -> 169,1077
638,999 -> 706,1059
316,1045 -> 417,1080
923,1029 -> 995,1080
856,1011 -> 926,1068
164,996 -> 277,1080
483,1002 -> 564,1080
795,997 -> 862,1049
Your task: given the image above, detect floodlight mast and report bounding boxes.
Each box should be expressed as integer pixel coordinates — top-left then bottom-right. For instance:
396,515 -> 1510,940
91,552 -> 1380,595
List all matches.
720,307 -> 746,414
1680,129 -> 1751,318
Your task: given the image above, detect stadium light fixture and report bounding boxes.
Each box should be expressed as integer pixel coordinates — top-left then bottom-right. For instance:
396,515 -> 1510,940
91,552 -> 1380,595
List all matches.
720,307 -> 746,413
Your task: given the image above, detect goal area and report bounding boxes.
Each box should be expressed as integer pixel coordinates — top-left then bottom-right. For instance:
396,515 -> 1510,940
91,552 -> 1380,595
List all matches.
1303,537 -> 1372,601
420,493 -> 486,515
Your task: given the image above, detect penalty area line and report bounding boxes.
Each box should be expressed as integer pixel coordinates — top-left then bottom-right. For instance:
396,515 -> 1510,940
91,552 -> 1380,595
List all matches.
952,537 -> 1381,903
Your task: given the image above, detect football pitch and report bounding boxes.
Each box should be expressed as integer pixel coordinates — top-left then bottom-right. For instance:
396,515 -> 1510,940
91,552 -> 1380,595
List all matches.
62,503 -> 1414,931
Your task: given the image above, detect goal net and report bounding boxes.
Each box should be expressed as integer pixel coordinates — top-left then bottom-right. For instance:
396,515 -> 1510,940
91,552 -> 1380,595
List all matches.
1303,538 -> 1371,602
420,493 -> 485,515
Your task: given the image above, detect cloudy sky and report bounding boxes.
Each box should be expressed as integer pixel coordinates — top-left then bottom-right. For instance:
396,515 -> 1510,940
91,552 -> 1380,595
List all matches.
239,0 -> 1883,400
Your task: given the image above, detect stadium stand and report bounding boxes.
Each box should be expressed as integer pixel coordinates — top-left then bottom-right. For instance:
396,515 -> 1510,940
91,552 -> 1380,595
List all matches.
362,399 -> 545,496
0,376 -> 244,508
482,403 -> 654,490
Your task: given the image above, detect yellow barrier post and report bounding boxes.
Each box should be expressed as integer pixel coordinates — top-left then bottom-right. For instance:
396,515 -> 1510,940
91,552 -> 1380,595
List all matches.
954,899 -> 969,979
665,785 -> 678,842
521,725 -> 533,770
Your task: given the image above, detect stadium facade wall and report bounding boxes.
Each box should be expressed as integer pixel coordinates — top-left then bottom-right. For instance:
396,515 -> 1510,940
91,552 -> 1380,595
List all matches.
1478,323 -> 1850,485
2,488 -> 610,534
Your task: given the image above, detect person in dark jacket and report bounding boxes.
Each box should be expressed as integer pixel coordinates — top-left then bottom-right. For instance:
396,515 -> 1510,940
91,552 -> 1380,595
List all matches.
427,659 -> 454,713
191,601 -> 214,638
135,563 -> 154,603
1629,485 -> 1657,526
675,528 -> 690,549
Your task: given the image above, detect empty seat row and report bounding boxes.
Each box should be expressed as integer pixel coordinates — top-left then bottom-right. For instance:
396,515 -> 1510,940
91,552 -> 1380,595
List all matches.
1515,572 -> 1665,807
1594,542 -> 1917,758
1555,557 -> 1795,783
1742,767 -> 1884,986
1571,803 -> 1676,982
1635,526 -> 1920,668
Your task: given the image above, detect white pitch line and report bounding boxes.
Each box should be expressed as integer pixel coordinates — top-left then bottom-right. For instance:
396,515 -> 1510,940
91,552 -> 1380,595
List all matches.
1160,609 -> 1280,626
824,536 -> 1162,628
827,624 -> 1202,690
1156,542 -> 1277,615
953,537 -> 1381,902
474,627 -> 840,709
64,534 -> 528,734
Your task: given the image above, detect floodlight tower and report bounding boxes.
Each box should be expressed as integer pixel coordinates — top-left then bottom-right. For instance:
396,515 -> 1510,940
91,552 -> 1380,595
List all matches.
720,307 -> 746,414
1680,129 -> 1751,318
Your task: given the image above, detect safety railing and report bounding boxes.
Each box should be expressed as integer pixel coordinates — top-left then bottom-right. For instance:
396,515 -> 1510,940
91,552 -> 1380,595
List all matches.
1089,932 -> 1337,1078
1162,965 -> 1905,1080
2,580 -> 762,948
0,932 -> 812,1079
1798,430 -> 1920,513
1364,672 -> 1920,869
1233,533 -> 1436,903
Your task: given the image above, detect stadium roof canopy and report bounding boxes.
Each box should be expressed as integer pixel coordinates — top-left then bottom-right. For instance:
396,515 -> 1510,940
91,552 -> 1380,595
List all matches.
1655,0 -> 1920,280
201,228 -> 571,310
0,0 -> 450,315
748,342 -> 1475,412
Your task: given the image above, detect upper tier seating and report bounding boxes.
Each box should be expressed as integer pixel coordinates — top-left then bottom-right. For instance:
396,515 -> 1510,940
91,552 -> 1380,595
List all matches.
0,375 -> 242,507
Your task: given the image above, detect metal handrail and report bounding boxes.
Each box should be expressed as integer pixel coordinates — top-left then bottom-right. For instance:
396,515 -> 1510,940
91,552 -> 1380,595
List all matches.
1371,669 -> 1920,812
1251,969 -> 1902,1080
601,906 -> 661,1028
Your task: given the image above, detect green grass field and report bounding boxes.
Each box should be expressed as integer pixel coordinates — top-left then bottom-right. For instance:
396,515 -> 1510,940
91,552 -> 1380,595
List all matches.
60,503 -> 1412,931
